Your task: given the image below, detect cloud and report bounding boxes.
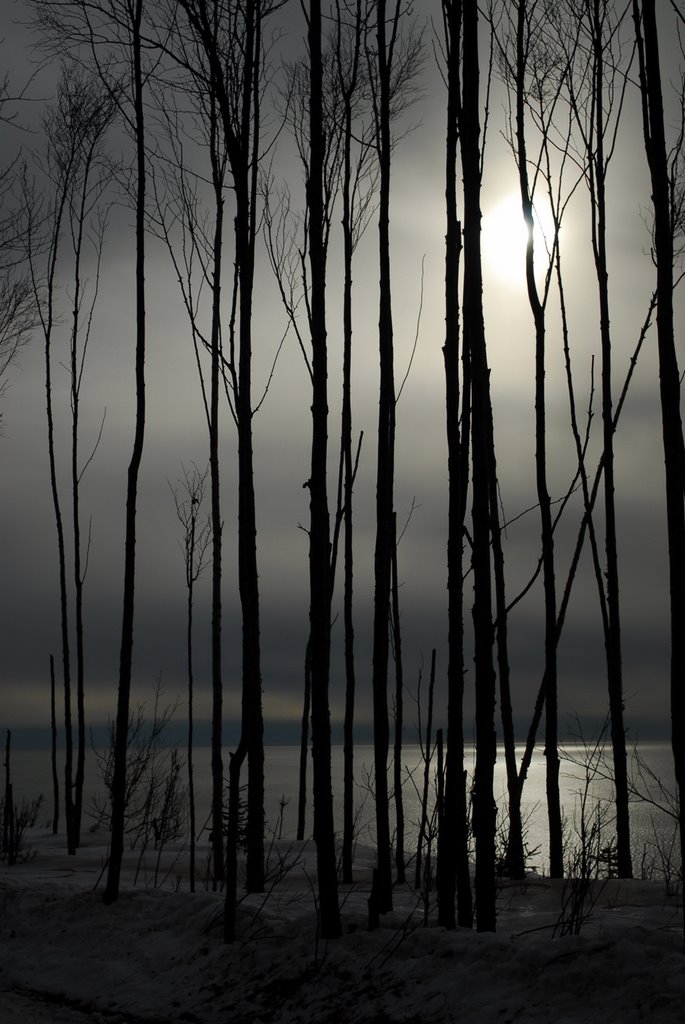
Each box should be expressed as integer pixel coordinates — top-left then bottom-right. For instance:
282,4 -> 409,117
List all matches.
0,0 -> 678,755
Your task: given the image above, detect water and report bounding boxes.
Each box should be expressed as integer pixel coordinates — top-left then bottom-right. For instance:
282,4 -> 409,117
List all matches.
3,741 -> 679,877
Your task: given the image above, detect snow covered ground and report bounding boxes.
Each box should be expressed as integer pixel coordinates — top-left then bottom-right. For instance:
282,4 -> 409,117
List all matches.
1,830 -> 684,1023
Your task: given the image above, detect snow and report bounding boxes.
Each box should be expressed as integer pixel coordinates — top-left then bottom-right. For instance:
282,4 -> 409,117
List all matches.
1,830 -> 683,1023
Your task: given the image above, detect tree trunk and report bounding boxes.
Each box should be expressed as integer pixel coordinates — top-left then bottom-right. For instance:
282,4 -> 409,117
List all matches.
489,425 -> 524,879
103,0 -> 146,906
340,45 -> 359,887
235,0 -> 265,898
588,1 -> 632,878
415,650 -> 436,891
173,0 -> 270,910
50,654 -> 59,835
307,0 -> 341,940
207,80 -> 226,892
69,142 -> 92,851
462,0 -> 497,933
514,0 -> 562,880
3,731 -> 15,866
187,530 -> 197,894
633,0 -> 685,942
370,0 -> 398,918
439,0 -> 473,931
237,382 -> 265,897
297,640 -> 311,842
391,512 -> 405,885
224,741 -> 247,942
436,727 -> 444,899
42,198 -> 74,855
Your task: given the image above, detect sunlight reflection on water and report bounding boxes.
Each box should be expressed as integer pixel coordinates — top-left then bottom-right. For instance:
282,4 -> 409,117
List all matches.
7,741 -> 678,877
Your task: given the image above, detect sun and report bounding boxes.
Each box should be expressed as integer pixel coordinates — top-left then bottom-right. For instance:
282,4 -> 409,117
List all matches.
481,192 -> 555,289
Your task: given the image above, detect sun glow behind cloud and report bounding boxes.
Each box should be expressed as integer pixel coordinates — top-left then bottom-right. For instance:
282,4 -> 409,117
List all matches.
482,192 -> 557,289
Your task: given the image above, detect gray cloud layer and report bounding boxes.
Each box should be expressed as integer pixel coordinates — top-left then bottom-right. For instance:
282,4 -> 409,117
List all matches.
1,2 -> 680,750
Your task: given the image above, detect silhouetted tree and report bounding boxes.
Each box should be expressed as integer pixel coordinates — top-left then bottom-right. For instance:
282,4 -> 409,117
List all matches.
148,10 -> 230,891
103,0 -> 147,906
50,654 -> 59,834
438,0 -> 474,930
168,0 -> 279,920
495,0 -> 564,878
390,510 -> 406,884
306,0 -> 342,941
332,0 -> 374,890
562,0 -> 633,878
169,463 -> 210,894
632,0 -> 685,941
461,0 -> 497,932
24,105 -> 75,853
369,0 -> 397,918
2,731 -> 15,866
492,0 -> 656,882
367,0 -> 422,917
415,650 -> 436,892
511,290 -> 657,837
23,63 -> 115,854
31,0 -> 154,900
270,3 -> 374,874
269,22 -> 344,856
0,72 -> 36,431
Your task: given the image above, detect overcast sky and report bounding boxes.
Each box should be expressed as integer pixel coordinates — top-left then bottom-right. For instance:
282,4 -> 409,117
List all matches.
1,1 -> 683,748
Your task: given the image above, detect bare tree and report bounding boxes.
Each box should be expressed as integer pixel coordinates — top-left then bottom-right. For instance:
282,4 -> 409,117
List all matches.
369,0 -> 397,918
489,0 -> 658,885
102,0 -> 147,906
516,0 -> 563,880
2,731 -> 16,867
0,270 -> 34,429
266,3 -> 374,878
632,0 -> 685,941
23,114 -> 75,855
332,0 -> 374,890
50,654 -> 59,834
60,71 -> 115,848
493,0 -> 567,878
169,463 -> 210,894
509,288 -> 657,850
163,0 -> 288,935
30,0 -> 154,901
366,0 -> 423,917
0,72 -> 37,430
390,510 -> 406,885
147,15 -> 230,891
415,649 -> 436,892
461,0 -> 497,932
437,0 -> 474,930
268,18 -> 346,856
23,62 -> 115,854
561,0 -> 634,879
305,0 -> 343,941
